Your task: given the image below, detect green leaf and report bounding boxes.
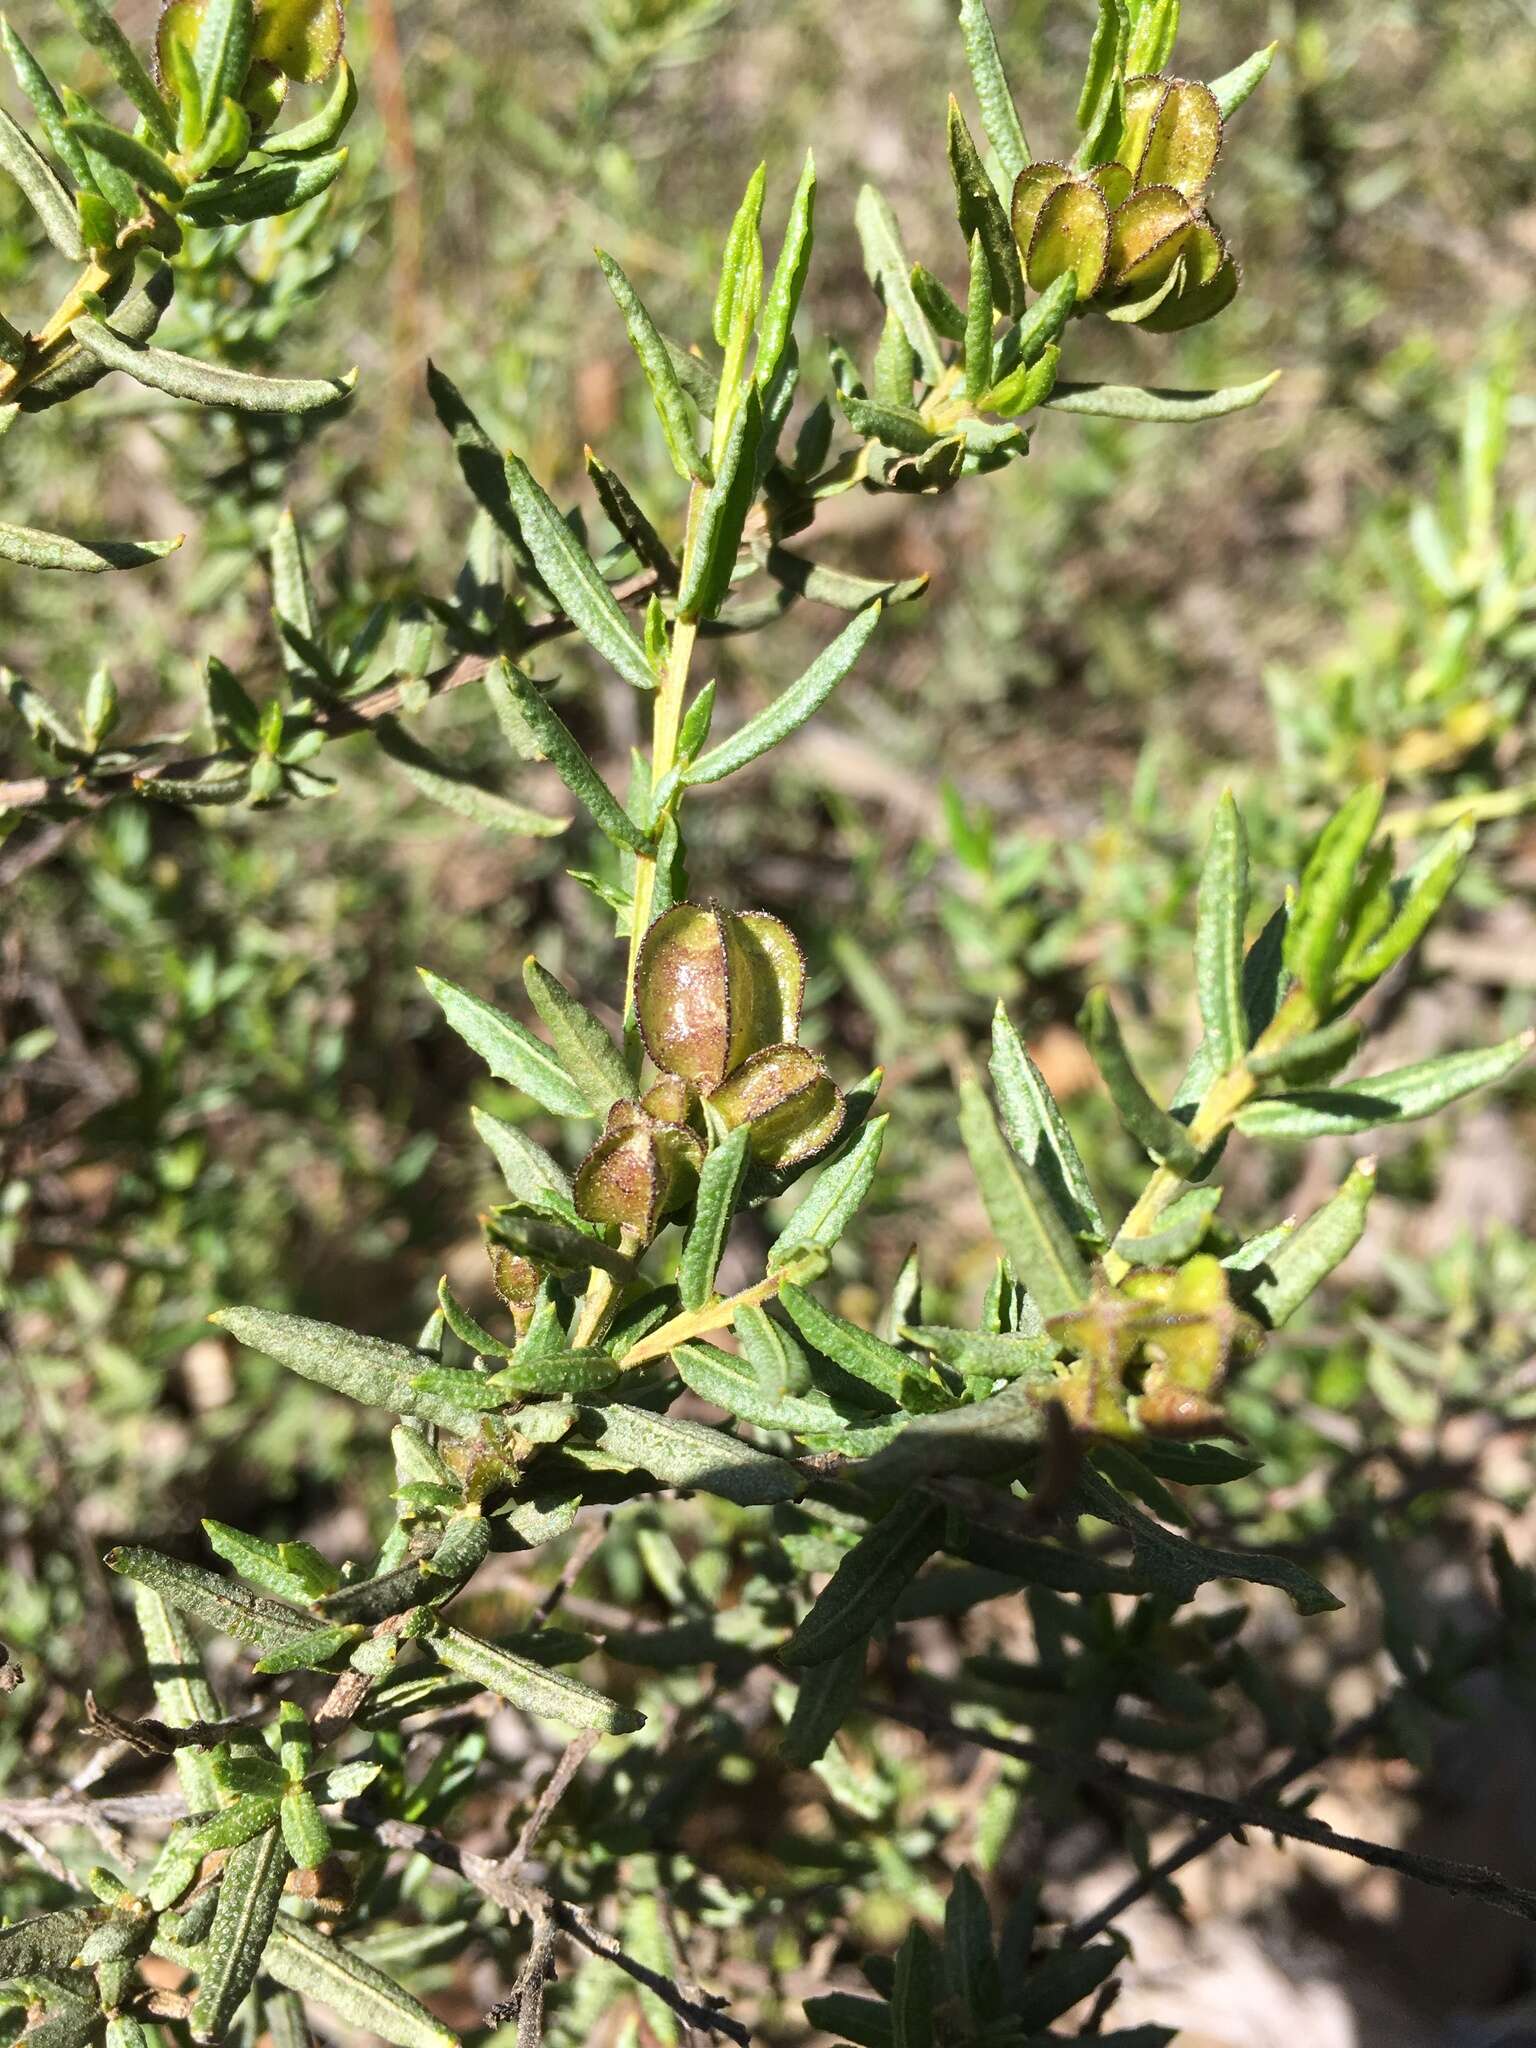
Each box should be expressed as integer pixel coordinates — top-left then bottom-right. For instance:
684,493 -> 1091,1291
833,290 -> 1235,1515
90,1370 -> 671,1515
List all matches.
855,184 -> 944,383
758,148 -> 816,389
781,1639 -> 865,1765
1076,0 -> 1129,162
958,1076 -> 1088,1317
685,600 -> 883,785
431,1624 -> 643,1733
252,1623 -> 366,1675
585,449 -> 678,586
677,382 -> 762,621
106,1545 -> 315,1653
1195,791 -> 1251,1073
203,1519 -> 322,1605
435,1275 -> 514,1361
1126,0 -> 1180,73
131,1585 -> 221,1810
179,146 -> 347,223
0,1909 -> 99,1977
211,1304 -> 490,1431
280,1786 -> 330,1870
0,104 -> 84,255
1236,1033 -> 1532,1140
779,1283 -> 933,1408
504,454 -> 656,691
263,56 -> 357,155
674,1340 -> 852,1435
63,117 -> 182,197
678,1125 -> 750,1311
2,21 -> 96,192
418,968 -> 592,1118
1078,1468 -> 1341,1614
1112,1184 -> 1223,1265
1209,42 -> 1278,119
70,313 -> 353,413
947,100 -> 1024,316
944,1868 -> 1000,2022
803,1994 -> 893,2048
470,1107 -> 570,1206
522,957 -> 634,1119
1283,782 -> 1384,1007
1045,372 -> 1281,421
963,234 -> 993,401
838,392 -> 936,454
265,1920 -> 458,2048
1343,821 -> 1474,988
192,0 -> 255,135
1080,989 -> 1201,1174
573,1401 -> 800,1505
491,661 -> 646,851
598,249 -> 707,484
375,722 -> 565,839
1242,1164 -> 1376,1331
1014,1942 -> 1124,2030
58,0 -> 175,145
860,1375 -> 1049,1484
990,1004 -> 1104,1239
784,1498 -> 945,1665
892,1923 -> 936,2048
902,1325 -> 1056,1378
486,1347 -> 619,1397
189,1825 -> 289,2042
958,0 -> 1030,185
712,159 -> 765,348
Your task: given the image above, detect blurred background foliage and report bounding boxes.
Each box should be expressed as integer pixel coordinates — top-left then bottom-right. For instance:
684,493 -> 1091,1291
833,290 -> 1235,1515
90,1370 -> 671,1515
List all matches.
5,0 -> 1536,2036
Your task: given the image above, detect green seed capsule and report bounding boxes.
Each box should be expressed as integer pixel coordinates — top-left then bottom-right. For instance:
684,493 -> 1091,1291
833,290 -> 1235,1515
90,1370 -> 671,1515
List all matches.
709,1043 -> 845,1169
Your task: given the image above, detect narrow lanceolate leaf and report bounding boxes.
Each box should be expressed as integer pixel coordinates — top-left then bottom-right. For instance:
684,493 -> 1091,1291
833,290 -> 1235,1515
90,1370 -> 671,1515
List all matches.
106,1546 -> 314,1653
1045,372 -> 1280,421
132,1586 -> 222,1810
768,1114 -> 888,1269
179,147 -> 347,224
58,0 -> 175,145
1112,1184 -> 1223,1266
990,1005 -> 1104,1239
63,117 -> 182,198
263,56 -> 357,156
597,250 -> 707,483
376,723 -> 566,840
432,1624 -> 643,1733
948,100 -> 1024,316
674,1340 -> 850,1434
252,1623 -> 364,1675
758,148 -> 816,388
505,455 -> 655,691
1210,42 -> 1278,119
1344,821 -> 1474,987
2,22 -> 95,192
189,1825 -> 289,2041
1246,1160 -> 1374,1330
862,1375 -> 1048,1484
0,521 -> 181,573
679,1124 -> 751,1311
192,0 -> 255,131
492,661 -> 647,850
1283,782 -> 1384,1007
782,1639 -> 865,1765
1126,0 -> 1180,73
855,184 -> 944,382
586,449 -> 677,586
470,1107 -> 570,1204
522,958 -> 634,1118
0,1908 -> 98,1976
211,1305 -> 490,1432
686,601 -> 883,785
959,1076 -> 1089,1317
70,314 -> 354,413
266,1919 -> 457,2048
958,0 -> 1029,185
1236,1034 -> 1533,1140
418,968 -> 592,1118
778,1284 -> 925,1407
963,233 -> 993,401
575,1401 -> 800,1505
783,1498 -> 946,1665
677,383 -> 762,621
203,1520 -> 322,1606
1080,990 -> 1201,1174
1076,0 -> 1128,159
713,158 -> 766,349
1195,792 -> 1251,1073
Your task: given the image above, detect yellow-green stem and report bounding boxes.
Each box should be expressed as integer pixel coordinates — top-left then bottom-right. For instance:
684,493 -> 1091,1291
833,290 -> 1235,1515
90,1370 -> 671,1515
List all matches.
1101,986 -> 1319,1282
620,1258 -> 816,1369
624,483 -> 705,1029
0,257 -> 126,405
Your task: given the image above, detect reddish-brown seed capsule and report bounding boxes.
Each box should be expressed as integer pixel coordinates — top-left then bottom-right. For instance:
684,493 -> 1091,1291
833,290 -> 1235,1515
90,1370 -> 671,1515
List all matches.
709,1042 -> 845,1170
573,1104 -> 704,1242
635,903 -> 804,1091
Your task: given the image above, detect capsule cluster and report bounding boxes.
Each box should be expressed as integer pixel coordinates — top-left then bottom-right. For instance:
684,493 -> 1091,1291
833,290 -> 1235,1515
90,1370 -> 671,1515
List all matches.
157,0 -> 345,130
1014,76 -> 1236,332
572,903 -> 844,1244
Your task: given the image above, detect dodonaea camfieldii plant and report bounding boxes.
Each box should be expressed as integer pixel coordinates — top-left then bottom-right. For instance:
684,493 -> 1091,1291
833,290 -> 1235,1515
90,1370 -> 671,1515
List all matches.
5,4 -> 1536,2047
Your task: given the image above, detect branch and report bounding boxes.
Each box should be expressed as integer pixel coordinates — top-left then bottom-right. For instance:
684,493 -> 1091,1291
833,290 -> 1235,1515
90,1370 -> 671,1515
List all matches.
873,1698 -> 1536,1926
342,1804 -> 750,2046
0,571 -> 660,816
